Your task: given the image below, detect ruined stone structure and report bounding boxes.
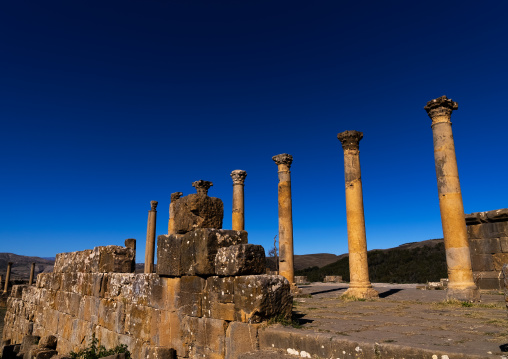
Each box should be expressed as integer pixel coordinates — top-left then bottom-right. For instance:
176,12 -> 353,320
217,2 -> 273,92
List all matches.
424,96 -> 479,301
272,154 -> 295,285
168,192 -> 183,235
2,183 -> 292,359
466,208 -> 508,290
3,262 -> 12,294
337,131 -> 378,299
230,170 -> 247,231
29,262 -> 35,286
145,201 -> 158,274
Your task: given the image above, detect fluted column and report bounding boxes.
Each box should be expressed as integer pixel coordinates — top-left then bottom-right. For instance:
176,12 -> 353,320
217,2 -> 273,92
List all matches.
337,131 -> 378,299
272,154 -> 294,284
3,262 -> 13,294
29,262 -> 36,285
168,192 -> 183,234
231,170 -> 247,231
145,201 -> 158,274
424,96 -> 478,301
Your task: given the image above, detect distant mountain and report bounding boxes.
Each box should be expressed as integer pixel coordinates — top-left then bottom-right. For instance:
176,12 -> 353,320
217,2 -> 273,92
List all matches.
266,253 -> 343,271
295,238 -> 447,283
0,253 -> 55,280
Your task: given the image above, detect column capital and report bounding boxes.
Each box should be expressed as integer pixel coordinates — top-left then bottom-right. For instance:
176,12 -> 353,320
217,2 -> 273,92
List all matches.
337,130 -> 363,151
7,262 -> 13,266
230,170 -> 247,185
192,180 -> 213,196
170,192 -> 183,202
150,201 -> 158,211
424,96 -> 458,122
272,153 -> 293,168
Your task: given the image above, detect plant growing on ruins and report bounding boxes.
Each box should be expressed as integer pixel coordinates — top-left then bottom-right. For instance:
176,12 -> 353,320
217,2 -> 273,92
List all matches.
69,334 -> 131,359
268,235 -> 279,273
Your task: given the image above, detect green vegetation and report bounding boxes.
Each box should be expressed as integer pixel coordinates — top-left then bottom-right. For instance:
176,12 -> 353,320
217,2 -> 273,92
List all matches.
296,242 -> 447,283
70,334 -> 131,359
267,314 -> 302,328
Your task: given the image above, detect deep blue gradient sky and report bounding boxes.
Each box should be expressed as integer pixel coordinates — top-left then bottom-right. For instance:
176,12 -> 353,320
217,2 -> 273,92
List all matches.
1,1 -> 507,262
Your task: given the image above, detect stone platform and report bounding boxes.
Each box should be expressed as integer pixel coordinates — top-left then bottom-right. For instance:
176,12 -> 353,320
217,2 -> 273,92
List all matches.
247,283 -> 507,359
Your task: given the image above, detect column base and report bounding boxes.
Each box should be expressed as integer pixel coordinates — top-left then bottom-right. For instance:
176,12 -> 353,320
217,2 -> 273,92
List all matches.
446,287 -> 480,302
341,287 -> 379,300
290,283 -> 301,295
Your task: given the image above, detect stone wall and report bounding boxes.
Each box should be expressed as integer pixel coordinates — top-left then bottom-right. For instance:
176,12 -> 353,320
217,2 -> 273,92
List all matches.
2,237 -> 291,359
466,209 -> 508,290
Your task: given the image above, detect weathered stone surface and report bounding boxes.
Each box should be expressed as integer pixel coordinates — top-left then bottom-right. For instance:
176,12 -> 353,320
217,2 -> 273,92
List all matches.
468,221 -> 508,239
20,335 -> 40,353
503,264 -> 508,312
38,335 -> 57,349
471,254 -> 494,271
180,229 -> 248,276
182,316 -> 228,359
142,346 -> 176,359
54,246 -> 135,274
156,234 -> 183,277
215,244 -> 266,276
493,253 -> 508,271
203,277 -> 235,321
469,237 -> 501,254
234,275 -> 292,323
32,348 -> 59,358
225,322 -> 260,359
172,193 -> 224,234
179,276 -> 205,317
11,285 -> 26,299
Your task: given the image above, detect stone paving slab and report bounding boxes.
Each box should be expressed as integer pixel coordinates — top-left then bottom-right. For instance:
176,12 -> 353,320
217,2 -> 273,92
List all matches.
271,283 -> 508,358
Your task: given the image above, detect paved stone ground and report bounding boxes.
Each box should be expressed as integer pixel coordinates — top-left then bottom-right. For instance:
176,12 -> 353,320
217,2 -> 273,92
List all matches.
288,283 -> 508,358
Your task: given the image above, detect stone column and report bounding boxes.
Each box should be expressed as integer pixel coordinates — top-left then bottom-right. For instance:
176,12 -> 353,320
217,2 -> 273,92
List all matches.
272,154 -> 294,284
231,170 -> 247,231
337,131 -> 378,299
145,201 -> 158,274
424,96 -> 479,301
192,180 -> 213,195
168,192 -> 183,234
29,262 -> 36,285
3,262 -> 13,294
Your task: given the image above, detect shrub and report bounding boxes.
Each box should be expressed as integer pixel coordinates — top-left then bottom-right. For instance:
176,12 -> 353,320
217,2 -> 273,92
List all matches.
69,334 -> 131,359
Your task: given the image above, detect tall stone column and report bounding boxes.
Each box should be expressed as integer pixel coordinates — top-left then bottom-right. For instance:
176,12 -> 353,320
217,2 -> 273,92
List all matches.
424,96 -> 479,301
272,154 -> 294,284
168,192 -> 183,234
29,262 -> 36,285
145,201 -> 158,274
337,131 -> 378,299
231,170 -> 247,231
3,262 -> 13,294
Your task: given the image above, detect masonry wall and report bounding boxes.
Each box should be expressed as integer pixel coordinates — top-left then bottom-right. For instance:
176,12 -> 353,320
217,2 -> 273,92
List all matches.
466,209 -> 508,290
2,241 -> 291,359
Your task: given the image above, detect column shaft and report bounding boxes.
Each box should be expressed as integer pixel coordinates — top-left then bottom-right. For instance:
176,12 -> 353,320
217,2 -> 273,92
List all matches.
145,201 -> 158,274
4,262 -> 12,294
338,131 -> 378,299
29,262 -> 35,285
168,192 -> 182,235
273,154 -> 294,284
425,96 -> 478,301
231,170 -> 247,231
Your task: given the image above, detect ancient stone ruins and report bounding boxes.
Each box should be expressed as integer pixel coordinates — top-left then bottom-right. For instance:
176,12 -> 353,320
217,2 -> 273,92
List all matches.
1,96 -> 508,359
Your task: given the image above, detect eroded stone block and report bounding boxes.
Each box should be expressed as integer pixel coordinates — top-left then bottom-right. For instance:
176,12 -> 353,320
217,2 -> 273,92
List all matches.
173,193 -> 224,234
157,234 -> 183,277
215,244 -> 266,276
203,277 -> 235,321
234,275 -> 292,323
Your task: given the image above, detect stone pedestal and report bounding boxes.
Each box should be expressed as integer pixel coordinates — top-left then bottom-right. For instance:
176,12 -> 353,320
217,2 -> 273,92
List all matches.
3,262 -> 12,294
29,262 -> 35,286
168,192 -> 183,235
272,154 -> 294,284
231,170 -> 247,231
337,131 -> 378,299
145,201 -> 158,274
425,96 -> 479,301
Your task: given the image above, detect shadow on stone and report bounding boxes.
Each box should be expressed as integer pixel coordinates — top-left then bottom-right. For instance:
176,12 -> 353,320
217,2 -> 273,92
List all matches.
378,288 -> 403,298
499,343 -> 508,352
310,287 -> 348,295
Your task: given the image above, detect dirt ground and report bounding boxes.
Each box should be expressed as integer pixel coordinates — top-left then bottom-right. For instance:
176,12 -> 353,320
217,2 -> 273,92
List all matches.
293,283 -> 508,358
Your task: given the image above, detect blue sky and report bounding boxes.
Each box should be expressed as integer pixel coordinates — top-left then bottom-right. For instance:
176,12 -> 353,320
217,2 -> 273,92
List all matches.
1,1 -> 507,263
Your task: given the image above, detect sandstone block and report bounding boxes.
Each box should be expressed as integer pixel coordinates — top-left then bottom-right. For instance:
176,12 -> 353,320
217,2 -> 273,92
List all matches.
181,229 -> 248,276
142,346 -> 176,359
32,348 -> 58,359
468,222 -> 508,240
493,253 -> 508,271
173,193 -> 224,234
486,208 -> 508,222
38,335 -> 57,350
20,335 -> 40,353
471,254 -> 494,271
90,246 -> 135,273
234,275 -> 292,323
11,285 -> 27,299
469,238 -> 501,254
179,276 -> 205,317
203,277 -> 235,321
215,244 -> 266,276
125,304 -> 152,342
225,322 -> 260,359
182,316 -> 227,359
157,234 -> 183,277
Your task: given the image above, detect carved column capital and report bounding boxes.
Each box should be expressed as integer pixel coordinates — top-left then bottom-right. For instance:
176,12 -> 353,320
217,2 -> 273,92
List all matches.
230,170 -> 247,185
170,192 -> 183,202
192,180 -> 213,196
150,201 -> 158,211
272,153 -> 293,168
424,95 -> 458,123
7,262 -> 13,266
337,130 -> 363,151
